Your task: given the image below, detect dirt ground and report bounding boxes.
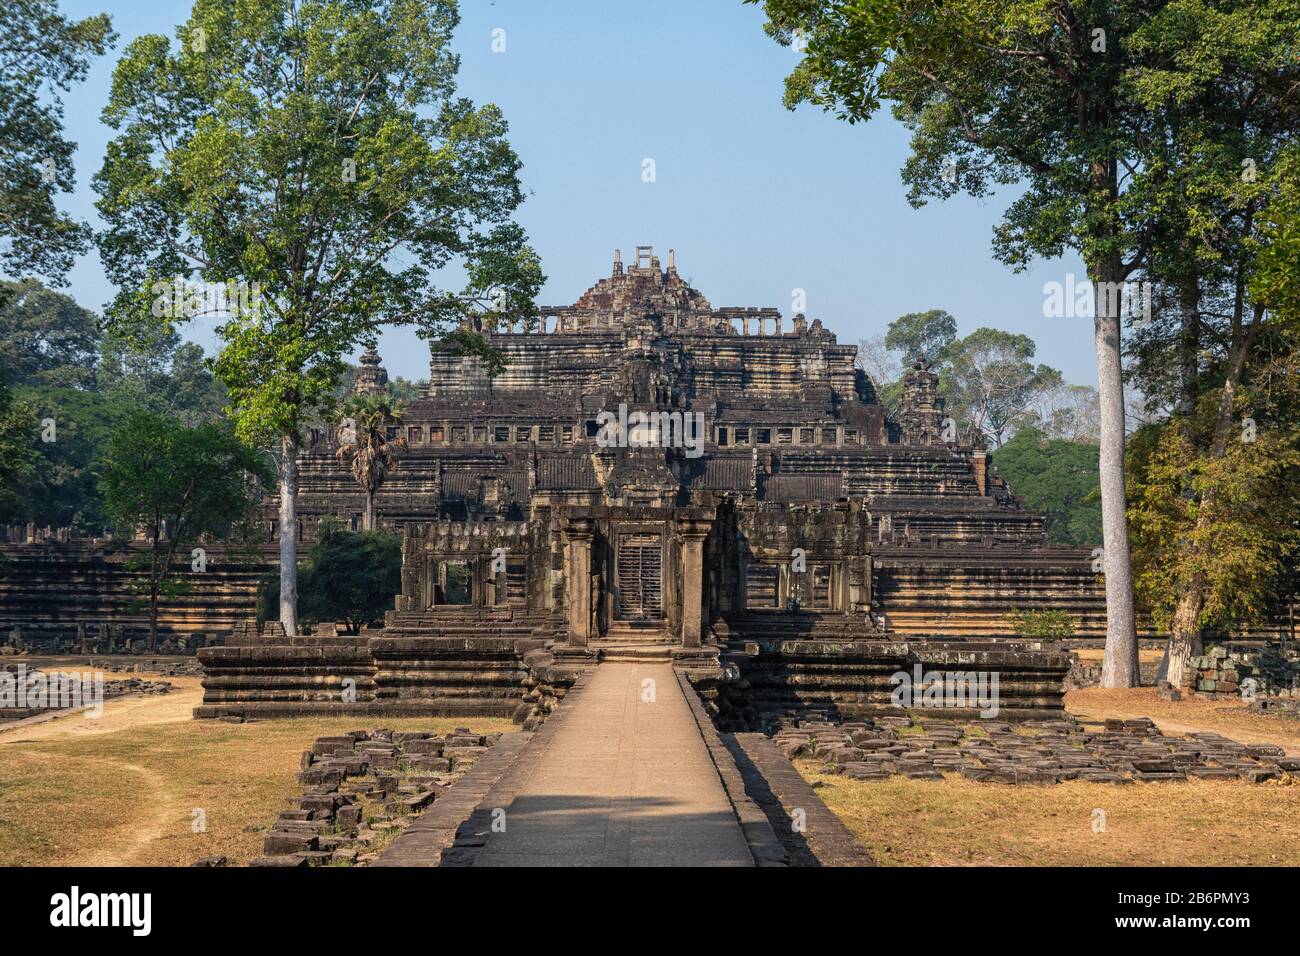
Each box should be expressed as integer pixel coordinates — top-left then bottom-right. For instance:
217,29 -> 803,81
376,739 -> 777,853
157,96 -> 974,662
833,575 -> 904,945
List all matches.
0,673 -> 514,866
5,664 -> 1298,868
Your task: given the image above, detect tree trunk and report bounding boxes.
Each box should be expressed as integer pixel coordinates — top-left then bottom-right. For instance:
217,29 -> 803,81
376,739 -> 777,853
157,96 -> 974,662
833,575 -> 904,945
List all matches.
365,491 -> 375,532
1094,264 -> 1140,688
279,431 -> 300,636
148,536 -> 161,654
148,582 -> 159,654
1177,276 -> 1201,417
1167,573 -> 1205,689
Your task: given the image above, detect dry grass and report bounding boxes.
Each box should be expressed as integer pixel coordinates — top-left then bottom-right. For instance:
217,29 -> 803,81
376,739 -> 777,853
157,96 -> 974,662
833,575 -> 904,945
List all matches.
1072,647 -> 1165,664
0,675 -> 514,867
800,763 -> 1300,866
799,686 -> 1300,866
1067,686 -> 1300,753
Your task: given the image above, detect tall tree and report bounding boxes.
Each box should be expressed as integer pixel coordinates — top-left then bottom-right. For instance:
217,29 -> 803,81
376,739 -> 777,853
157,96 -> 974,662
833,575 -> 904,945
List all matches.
335,392 -> 407,530
17,385 -> 135,532
884,309 -> 957,367
97,327 -> 227,424
855,334 -> 903,413
992,426 -> 1102,546
0,1 -> 114,289
1120,3 -> 1300,684
0,380 -> 38,521
1130,141 -> 1300,684
943,328 -> 1063,447
1030,383 -> 1100,443
94,0 -> 543,635
100,410 -> 272,651
746,0 -> 1248,686
0,280 -> 99,388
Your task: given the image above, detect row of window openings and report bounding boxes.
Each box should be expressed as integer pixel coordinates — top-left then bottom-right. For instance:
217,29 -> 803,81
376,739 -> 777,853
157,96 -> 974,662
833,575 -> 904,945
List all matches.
269,515 -> 368,536
718,426 -> 859,447
429,559 -> 526,606
384,424 -> 862,447
745,563 -> 834,609
389,424 -> 576,445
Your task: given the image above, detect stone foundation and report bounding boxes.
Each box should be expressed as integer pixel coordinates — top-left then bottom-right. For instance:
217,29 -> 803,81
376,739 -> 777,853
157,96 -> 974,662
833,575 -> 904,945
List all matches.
195,615 -> 579,722
704,637 -> 1072,729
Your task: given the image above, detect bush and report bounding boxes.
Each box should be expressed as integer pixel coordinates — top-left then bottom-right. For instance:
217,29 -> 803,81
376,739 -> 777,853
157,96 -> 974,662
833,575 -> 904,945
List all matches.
259,527 -> 401,633
1009,608 -> 1075,641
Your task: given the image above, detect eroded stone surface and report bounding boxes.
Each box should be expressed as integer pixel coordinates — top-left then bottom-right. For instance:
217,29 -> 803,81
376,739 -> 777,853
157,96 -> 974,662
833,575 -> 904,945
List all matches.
778,714 -> 1300,785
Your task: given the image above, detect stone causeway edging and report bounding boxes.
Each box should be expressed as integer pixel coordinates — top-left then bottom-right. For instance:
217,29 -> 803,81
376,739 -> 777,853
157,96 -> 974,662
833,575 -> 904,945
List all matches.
379,671 -> 595,868
724,732 -> 876,866
371,731 -> 532,867
673,669 -> 787,866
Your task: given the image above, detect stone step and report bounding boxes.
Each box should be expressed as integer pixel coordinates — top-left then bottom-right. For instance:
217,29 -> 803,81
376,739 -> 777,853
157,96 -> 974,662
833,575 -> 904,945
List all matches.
595,644 -> 676,662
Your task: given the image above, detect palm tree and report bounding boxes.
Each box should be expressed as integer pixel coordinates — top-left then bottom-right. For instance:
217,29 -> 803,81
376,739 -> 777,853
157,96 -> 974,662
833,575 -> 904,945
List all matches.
336,394 -> 408,531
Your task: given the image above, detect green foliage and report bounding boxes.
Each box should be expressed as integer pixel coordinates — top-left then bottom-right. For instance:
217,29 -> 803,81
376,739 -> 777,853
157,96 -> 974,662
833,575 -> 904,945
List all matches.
0,1 -> 115,284
884,309 -> 956,367
100,410 -> 272,541
17,385 -> 137,532
94,0 -> 544,448
1127,387 -> 1300,635
942,328 -> 1062,447
0,280 -> 100,388
0,381 -> 39,522
991,427 -> 1102,546
100,409 -> 272,647
336,392 -> 407,528
1008,608 -> 1076,641
96,328 -> 227,425
0,278 -> 229,530
260,529 -> 402,634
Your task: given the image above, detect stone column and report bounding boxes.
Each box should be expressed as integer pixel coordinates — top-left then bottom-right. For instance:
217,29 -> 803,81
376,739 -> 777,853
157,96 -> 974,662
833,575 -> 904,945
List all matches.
971,450 -> 987,495
677,518 -> 711,648
564,517 -> 594,647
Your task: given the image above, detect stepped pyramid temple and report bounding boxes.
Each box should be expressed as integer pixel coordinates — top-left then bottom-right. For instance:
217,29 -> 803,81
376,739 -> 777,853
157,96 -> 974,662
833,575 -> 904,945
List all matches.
194,245 -> 1105,723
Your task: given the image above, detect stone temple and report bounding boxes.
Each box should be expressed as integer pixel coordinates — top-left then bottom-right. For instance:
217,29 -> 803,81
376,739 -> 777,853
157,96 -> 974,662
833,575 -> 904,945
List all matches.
197,246 -> 1109,723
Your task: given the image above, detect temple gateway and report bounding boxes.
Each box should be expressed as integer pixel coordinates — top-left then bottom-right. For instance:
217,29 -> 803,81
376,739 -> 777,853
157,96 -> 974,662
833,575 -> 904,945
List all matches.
198,246 -> 1102,723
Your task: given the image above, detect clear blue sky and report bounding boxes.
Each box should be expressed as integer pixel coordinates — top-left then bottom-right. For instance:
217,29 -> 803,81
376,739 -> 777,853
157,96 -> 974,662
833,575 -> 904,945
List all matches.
57,0 -> 1094,386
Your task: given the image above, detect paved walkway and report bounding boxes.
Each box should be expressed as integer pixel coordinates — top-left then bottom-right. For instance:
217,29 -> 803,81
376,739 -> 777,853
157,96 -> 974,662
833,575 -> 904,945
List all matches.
473,662 -> 754,866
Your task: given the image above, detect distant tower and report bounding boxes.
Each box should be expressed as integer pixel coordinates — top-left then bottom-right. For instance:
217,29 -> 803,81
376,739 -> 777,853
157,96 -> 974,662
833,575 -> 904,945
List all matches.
352,347 -> 389,396
897,356 -> 947,445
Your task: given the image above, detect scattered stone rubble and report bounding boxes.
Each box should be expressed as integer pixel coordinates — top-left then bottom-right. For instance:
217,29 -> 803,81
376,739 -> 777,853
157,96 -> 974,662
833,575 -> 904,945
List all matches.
778,715 -> 1300,785
0,663 -> 172,721
85,657 -> 204,678
238,727 -> 500,867
1248,697 -> 1300,719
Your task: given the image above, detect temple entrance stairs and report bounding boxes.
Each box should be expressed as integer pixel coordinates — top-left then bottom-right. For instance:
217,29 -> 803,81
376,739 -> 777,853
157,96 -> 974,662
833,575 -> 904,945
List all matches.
593,621 -> 678,663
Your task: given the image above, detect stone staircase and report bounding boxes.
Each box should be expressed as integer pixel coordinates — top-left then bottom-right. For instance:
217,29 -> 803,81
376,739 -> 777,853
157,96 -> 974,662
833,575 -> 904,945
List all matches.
592,622 -> 678,663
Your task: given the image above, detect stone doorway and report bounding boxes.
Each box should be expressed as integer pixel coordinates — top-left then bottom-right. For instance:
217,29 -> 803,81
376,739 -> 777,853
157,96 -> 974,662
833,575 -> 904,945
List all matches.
615,533 -> 663,620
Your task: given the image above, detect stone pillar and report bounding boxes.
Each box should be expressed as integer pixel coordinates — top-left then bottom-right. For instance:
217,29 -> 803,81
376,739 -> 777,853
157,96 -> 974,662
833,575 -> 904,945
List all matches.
564,517 -> 594,647
971,450 -> 987,496
677,518 -> 711,648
